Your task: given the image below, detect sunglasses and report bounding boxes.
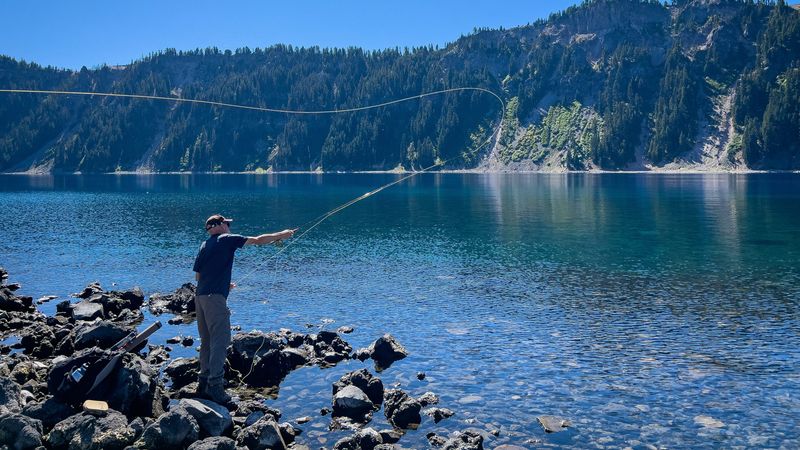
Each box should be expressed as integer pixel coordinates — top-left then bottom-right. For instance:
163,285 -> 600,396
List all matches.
205,221 -> 230,231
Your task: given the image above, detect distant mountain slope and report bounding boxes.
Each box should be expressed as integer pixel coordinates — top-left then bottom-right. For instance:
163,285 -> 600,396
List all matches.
0,0 -> 798,173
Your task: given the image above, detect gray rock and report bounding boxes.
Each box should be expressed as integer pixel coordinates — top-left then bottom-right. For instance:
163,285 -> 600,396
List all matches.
72,300 -> 105,321
332,368 -> 384,409
0,375 -> 21,411
187,436 -> 237,450
383,389 -> 421,429
47,410 -> 135,450
332,385 -> 374,421
369,334 -> 408,371
20,322 -> 56,357
236,416 -> 287,450
137,407 -> 200,450
537,415 -> 571,433
178,398 -> 233,437
21,396 -> 75,430
0,411 -> 43,450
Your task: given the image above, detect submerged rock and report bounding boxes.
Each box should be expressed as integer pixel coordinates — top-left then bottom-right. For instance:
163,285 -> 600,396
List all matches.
440,430 -> 484,450
537,415 -> 572,433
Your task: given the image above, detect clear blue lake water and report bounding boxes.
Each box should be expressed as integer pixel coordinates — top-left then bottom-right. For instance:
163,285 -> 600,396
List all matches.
1,173 -> 799,448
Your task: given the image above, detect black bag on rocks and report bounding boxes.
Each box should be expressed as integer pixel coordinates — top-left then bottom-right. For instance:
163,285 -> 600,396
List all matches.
47,348 -> 120,406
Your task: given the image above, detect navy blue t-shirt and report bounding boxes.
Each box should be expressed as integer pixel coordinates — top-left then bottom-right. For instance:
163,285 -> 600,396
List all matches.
193,233 -> 248,298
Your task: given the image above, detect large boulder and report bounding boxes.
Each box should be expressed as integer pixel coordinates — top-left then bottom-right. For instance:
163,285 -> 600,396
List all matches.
332,369 -> 383,410
0,411 -> 42,450
383,389 -> 421,429
148,283 -> 196,315
46,410 -> 135,450
178,398 -> 233,437
136,407 -> 200,450
365,334 -> 408,371
332,385 -> 374,422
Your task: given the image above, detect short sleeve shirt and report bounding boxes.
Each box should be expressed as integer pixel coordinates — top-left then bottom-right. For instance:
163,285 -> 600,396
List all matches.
193,233 -> 248,298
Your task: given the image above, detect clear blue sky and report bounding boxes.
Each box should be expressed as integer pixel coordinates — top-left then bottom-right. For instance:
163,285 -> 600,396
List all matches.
1,1 -> 581,70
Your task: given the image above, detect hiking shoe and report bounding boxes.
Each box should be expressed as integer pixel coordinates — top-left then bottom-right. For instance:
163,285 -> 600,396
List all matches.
194,377 -> 209,398
205,382 -> 232,405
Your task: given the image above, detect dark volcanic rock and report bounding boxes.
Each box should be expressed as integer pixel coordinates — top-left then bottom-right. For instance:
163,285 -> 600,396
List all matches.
0,411 -> 43,450
47,410 -> 135,450
178,398 -> 233,437
332,385 -> 374,422
148,283 -> 196,315
72,320 -> 133,351
0,288 -> 34,313
187,436 -> 238,450
20,322 -> 56,357
417,391 -> 440,406
383,389 -> 421,429
227,331 -> 288,387
332,368 -> 384,410
137,407 -> 200,450
368,334 -> 408,371
164,357 -> 199,390
21,396 -> 76,430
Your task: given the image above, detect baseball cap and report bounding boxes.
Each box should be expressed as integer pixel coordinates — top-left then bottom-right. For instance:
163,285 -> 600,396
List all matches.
205,214 -> 233,230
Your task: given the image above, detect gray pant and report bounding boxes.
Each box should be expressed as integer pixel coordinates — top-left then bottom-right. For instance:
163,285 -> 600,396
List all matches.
195,294 -> 231,385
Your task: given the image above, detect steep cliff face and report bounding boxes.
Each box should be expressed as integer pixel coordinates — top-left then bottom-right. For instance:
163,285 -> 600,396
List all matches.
0,0 -> 798,173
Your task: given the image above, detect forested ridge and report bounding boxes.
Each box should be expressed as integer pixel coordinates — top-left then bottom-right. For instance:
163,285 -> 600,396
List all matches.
0,0 -> 798,173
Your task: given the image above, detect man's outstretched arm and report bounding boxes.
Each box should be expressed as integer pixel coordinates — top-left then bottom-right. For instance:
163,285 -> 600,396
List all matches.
245,229 -> 297,246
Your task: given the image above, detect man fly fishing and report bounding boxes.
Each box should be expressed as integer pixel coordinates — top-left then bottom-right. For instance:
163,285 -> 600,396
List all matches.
193,214 -> 296,404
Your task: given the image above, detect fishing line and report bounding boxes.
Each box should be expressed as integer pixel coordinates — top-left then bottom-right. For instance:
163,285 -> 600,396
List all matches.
2,86 -> 504,385
0,86 -> 505,286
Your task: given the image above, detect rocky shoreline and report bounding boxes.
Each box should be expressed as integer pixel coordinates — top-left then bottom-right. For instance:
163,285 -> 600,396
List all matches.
0,267 -> 534,450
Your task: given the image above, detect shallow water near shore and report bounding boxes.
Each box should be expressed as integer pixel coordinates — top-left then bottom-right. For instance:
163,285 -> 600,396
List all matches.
1,173 -> 799,448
